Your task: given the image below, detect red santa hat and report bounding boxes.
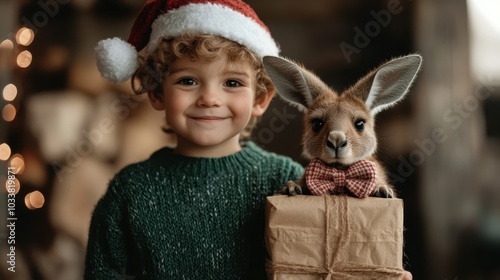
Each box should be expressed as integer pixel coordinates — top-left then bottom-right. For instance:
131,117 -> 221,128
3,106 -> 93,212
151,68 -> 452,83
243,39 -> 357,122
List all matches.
95,0 -> 280,83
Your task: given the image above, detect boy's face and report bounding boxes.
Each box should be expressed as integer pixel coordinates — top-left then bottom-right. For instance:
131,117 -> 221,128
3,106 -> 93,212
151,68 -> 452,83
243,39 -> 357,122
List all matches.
149,55 -> 271,157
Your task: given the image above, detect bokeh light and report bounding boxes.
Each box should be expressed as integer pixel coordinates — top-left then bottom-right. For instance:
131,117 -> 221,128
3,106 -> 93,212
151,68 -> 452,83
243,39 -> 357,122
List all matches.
25,194 -> 34,210
3,84 -> 17,101
2,104 -> 16,122
0,39 -> 14,51
0,143 -> 11,161
17,50 -> 32,68
5,178 -> 20,195
26,191 -> 45,209
16,27 -> 34,46
9,154 -> 25,174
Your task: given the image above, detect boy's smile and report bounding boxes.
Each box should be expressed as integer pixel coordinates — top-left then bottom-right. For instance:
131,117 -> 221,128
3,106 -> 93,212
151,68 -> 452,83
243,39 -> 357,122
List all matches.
187,113 -> 230,129
188,110 -> 230,124
149,55 -> 268,158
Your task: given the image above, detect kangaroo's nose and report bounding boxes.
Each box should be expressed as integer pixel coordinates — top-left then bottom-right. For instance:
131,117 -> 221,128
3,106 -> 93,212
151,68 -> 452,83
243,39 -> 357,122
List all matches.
327,131 -> 347,151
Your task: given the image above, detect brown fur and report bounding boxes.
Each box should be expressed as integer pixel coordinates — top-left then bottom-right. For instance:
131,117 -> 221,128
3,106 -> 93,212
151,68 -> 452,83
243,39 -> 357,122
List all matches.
263,55 -> 422,198
296,71 -> 393,197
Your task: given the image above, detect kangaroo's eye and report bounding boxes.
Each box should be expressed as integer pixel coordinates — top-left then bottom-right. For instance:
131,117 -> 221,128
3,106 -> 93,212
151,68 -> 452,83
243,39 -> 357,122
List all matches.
354,119 -> 365,132
311,118 -> 324,132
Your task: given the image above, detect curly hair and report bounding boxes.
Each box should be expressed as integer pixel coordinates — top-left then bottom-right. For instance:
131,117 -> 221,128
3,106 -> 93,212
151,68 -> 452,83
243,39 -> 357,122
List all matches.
132,34 -> 274,141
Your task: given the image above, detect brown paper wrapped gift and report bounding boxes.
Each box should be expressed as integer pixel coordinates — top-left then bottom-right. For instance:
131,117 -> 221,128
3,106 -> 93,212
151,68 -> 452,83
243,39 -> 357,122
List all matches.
265,195 -> 405,280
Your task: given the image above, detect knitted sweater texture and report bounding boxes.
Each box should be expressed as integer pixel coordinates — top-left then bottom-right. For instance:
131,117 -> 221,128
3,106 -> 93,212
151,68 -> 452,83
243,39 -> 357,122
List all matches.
84,142 -> 304,280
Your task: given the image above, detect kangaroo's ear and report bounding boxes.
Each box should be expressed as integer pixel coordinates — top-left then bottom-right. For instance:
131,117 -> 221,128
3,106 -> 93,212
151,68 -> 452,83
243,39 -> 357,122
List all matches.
263,56 -> 330,110
351,54 -> 422,115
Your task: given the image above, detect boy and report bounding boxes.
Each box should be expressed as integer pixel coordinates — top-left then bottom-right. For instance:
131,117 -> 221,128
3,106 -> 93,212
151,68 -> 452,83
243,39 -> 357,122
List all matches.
85,0 -> 304,279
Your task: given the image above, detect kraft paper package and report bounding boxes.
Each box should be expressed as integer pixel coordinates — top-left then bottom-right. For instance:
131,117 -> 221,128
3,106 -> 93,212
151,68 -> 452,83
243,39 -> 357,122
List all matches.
265,195 -> 405,280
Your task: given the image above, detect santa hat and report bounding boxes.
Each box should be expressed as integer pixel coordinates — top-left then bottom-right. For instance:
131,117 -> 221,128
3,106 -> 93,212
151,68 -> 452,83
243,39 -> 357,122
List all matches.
95,0 -> 280,83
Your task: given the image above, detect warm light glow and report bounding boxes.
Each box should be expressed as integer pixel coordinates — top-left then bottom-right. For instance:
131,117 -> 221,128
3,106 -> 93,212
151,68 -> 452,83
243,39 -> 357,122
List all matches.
2,104 -> 16,122
467,0 -> 500,78
5,178 -> 20,195
9,154 -> 25,174
42,46 -> 70,71
0,143 -> 11,161
0,39 -> 14,51
17,50 -> 32,68
25,194 -> 35,210
16,27 -> 34,46
28,191 -> 45,209
468,0 -> 500,33
3,84 -> 17,101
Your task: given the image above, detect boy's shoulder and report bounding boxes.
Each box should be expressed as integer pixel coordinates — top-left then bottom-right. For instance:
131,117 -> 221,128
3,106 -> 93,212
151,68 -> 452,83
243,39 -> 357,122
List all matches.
243,142 -> 304,174
101,148 -> 170,200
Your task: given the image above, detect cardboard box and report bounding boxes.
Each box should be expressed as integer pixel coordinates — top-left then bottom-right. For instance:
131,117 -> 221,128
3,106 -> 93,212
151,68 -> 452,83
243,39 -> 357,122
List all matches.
265,195 -> 405,280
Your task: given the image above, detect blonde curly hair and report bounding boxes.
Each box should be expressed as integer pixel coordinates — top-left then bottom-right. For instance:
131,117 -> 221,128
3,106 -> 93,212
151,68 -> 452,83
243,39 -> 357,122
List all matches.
132,34 -> 274,141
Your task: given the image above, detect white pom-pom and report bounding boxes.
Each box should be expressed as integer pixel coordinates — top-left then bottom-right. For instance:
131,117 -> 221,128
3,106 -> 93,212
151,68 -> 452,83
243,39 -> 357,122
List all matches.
95,37 -> 138,83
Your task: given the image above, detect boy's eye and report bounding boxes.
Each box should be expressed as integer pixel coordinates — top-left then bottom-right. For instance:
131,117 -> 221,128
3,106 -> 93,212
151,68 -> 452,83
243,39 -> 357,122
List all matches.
176,78 -> 197,86
224,80 -> 242,87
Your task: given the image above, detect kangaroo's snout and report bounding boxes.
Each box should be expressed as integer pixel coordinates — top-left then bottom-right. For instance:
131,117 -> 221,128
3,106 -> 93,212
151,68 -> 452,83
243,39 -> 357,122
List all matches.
327,131 -> 347,152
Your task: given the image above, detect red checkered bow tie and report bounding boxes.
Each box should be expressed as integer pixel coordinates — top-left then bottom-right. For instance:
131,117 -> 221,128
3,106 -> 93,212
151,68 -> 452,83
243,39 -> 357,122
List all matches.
304,159 -> 377,198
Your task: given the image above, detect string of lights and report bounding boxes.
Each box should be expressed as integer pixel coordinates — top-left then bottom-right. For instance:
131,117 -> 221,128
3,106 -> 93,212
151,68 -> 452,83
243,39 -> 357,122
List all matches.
1,26 -> 44,210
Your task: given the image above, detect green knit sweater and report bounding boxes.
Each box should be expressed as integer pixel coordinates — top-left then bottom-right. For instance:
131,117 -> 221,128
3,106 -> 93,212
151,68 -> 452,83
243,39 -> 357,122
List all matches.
84,142 -> 304,280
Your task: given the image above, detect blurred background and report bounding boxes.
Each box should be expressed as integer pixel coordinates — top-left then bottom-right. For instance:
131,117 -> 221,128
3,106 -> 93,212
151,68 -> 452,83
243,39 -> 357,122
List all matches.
0,0 -> 499,279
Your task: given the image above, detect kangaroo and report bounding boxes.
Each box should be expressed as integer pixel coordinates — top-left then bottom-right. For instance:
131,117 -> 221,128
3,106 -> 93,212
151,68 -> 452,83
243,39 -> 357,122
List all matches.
263,54 -> 422,198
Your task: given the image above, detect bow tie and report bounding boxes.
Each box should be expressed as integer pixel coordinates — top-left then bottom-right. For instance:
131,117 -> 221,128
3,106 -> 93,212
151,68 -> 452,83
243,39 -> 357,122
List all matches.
304,159 -> 377,198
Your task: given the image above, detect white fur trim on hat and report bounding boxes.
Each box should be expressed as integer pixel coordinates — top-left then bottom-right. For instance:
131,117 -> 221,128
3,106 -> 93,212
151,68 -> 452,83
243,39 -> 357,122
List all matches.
95,37 -> 138,83
148,3 -> 280,58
